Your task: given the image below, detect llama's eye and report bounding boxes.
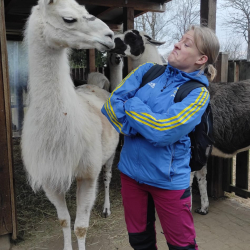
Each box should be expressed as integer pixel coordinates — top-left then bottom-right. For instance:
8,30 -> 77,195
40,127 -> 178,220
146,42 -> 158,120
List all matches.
62,17 -> 77,23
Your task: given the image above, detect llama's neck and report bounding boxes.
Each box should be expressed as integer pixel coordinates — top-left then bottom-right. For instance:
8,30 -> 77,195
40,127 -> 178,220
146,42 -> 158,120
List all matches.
133,44 -> 163,68
28,44 -> 76,103
109,63 -> 123,92
27,15 -> 77,109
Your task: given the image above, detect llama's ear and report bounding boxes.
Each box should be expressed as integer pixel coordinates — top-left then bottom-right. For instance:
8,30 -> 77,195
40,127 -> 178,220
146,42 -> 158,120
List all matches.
144,35 -> 166,46
44,0 -> 58,5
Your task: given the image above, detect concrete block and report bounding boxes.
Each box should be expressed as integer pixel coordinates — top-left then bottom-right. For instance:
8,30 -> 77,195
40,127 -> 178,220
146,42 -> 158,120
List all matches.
0,234 -> 11,250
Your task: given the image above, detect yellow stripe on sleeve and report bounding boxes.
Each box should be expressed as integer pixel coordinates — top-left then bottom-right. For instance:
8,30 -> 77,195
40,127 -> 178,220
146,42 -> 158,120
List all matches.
105,62 -> 154,130
125,87 -> 209,131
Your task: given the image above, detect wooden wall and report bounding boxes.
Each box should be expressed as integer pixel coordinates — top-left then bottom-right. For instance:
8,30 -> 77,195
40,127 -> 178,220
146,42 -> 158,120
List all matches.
0,0 -> 16,239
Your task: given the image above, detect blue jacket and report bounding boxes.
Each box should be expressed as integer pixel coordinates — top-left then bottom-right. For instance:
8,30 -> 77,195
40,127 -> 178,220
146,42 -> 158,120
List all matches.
102,63 -> 210,190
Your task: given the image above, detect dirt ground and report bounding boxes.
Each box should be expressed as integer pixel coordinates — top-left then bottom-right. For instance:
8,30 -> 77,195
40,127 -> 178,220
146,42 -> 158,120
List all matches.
11,138 -> 130,250
10,138 -> 250,250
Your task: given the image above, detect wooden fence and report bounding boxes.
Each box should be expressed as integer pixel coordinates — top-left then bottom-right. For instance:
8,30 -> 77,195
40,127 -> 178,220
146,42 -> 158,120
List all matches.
228,60 -> 250,82
208,59 -> 250,199
70,67 -> 106,81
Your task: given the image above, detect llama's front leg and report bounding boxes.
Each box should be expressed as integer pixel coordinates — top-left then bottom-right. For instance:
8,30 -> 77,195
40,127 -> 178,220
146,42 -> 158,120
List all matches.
103,154 -> 115,217
190,171 -> 195,211
75,177 -> 98,250
195,165 -> 209,215
43,186 -> 72,250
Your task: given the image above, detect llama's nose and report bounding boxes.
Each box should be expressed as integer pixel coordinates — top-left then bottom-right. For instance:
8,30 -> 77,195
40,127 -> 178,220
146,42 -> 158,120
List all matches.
106,32 -> 114,41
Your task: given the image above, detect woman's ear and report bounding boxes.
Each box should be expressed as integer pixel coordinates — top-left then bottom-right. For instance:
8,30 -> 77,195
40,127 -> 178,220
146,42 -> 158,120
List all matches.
196,55 -> 208,66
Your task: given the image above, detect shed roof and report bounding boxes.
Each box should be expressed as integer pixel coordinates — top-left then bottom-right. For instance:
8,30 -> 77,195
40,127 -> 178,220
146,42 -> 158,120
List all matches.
4,0 -> 171,40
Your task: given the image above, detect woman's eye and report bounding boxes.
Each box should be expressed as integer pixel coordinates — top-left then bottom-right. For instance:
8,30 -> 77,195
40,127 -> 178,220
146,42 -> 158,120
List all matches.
62,17 -> 77,23
184,43 -> 189,47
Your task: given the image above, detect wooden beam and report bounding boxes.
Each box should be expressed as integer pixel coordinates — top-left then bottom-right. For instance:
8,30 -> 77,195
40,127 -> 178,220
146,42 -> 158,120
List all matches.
78,0 -> 166,12
0,0 -> 16,239
200,0 -> 217,31
88,6 -> 112,18
123,7 -> 134,76
106,23 -> 123,31
87,49 -> 96,73
95,7 -> 116,18
4,0 -> 19,14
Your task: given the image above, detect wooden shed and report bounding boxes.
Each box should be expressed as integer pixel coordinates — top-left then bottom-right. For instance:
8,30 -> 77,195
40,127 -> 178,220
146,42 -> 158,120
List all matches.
0,0 -> 221,246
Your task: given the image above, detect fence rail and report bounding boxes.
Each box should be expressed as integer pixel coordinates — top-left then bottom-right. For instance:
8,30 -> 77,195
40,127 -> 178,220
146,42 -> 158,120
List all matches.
70,67 -> 106,81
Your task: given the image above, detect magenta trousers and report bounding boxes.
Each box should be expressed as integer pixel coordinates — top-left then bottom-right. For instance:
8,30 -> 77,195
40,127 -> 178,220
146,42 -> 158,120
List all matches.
120,173 -> 198,250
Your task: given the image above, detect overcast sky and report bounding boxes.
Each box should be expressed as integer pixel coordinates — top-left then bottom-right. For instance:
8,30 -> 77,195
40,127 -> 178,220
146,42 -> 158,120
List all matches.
159,0 -> 248,58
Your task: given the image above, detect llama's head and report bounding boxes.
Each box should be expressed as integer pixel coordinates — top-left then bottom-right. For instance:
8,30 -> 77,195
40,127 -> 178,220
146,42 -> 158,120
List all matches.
36,0 -> 114,51
110,30 -> 165,60
108,53 -> 123,67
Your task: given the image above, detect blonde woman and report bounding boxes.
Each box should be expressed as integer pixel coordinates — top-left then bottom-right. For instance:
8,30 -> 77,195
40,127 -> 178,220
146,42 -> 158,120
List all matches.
102,25 -> 220,250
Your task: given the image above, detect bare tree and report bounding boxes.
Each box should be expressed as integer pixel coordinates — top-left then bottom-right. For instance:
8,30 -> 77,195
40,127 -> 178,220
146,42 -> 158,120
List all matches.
169,0 -> 200,41
134,7 -> 174,46
222,0 -> 250,61
134,0 -> 200,52
220,39 -> 247,60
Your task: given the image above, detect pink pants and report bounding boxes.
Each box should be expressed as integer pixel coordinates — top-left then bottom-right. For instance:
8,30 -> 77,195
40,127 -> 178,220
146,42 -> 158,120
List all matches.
121,173 -> 198,250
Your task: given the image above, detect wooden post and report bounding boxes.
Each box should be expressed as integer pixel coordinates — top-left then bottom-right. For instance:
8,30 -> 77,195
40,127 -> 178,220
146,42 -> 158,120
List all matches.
0,0 -> 17,239
214,52 -> 228,82
123,7 -> 134,77
208,52 -> 231,198
87,49 -> 96,73
234,61 -> 240,82
200,0 -> 217,31
207,53 -> 231,199
200,0 -> 233,199
227,60 -> 234,82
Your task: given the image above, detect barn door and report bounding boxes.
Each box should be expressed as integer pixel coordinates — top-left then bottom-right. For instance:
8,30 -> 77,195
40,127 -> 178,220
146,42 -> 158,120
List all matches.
0,0 -> 17,240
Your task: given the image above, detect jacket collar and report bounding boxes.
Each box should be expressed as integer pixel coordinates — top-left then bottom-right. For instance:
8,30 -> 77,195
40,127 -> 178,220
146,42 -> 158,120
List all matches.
166,64 -> 209,87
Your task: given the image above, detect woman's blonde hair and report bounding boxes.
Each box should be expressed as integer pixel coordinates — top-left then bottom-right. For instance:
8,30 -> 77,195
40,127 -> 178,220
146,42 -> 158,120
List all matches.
187,25 -> 220,81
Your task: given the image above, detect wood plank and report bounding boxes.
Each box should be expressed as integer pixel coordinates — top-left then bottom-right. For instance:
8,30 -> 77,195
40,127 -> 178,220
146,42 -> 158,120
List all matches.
235,151 -> 249,198
230,185 -> 250,198
214,52 -> 228,82
79,0 -> 166,12
234,61 -> 240,82
207,156 -> 225,198
0,0 -> 16,239
207,53 -> 229,199
222,158 -> 233,193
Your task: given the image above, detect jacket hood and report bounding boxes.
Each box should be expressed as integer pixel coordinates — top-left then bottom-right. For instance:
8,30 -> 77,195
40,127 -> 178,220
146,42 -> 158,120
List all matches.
167,64 -> 209,87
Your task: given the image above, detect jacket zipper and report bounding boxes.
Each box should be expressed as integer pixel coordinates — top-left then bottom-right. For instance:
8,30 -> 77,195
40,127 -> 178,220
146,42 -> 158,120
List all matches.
161,74 -> 175,92
135,138 -> 141,183
168,144 -> 175,182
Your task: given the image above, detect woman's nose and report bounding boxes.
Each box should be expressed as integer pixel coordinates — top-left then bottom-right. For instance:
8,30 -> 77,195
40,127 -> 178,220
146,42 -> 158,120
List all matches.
174,41 -> 181,49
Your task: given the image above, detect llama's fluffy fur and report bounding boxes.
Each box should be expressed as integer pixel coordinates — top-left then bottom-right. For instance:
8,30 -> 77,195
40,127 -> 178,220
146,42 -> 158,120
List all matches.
22,1 -> 118,249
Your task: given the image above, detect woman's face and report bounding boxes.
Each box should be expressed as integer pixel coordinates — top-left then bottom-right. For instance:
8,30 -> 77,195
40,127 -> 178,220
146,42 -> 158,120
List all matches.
168,30 -> 208,73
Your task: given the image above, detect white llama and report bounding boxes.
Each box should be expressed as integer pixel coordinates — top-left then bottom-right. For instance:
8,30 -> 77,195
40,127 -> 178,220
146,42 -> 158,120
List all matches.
87,72 -> 110,91
108,53 -> 123,92
21,1 -> 119,250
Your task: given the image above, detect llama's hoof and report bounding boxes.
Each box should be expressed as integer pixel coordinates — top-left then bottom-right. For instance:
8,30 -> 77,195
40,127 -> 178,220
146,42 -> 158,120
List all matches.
195,207 -> 208,215
102,208 -> 111,218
